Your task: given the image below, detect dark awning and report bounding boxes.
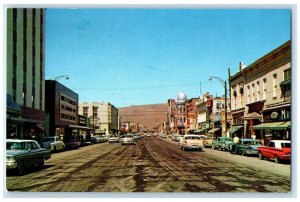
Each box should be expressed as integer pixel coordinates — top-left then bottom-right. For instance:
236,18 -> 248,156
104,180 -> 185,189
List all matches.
208,128 -> 220,134
228,125 -> 243,134
252,121 -> 291,130
280,79 -> 291,86
7,94 -> 21,113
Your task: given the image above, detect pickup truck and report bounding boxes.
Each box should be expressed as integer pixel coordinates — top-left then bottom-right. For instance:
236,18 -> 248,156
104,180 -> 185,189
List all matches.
6,139 -> 51,175
179,135 -> 204,151
257,140 -> 291,163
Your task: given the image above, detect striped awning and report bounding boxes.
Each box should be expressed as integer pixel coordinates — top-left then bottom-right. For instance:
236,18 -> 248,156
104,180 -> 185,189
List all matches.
252,121 -> 291,130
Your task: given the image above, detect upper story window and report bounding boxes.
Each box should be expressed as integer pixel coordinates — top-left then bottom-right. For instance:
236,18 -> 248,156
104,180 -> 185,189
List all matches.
256,81 -> 260,101
284,68 -> 291,81
273,73 -> 277,98
263,78 -> 267,100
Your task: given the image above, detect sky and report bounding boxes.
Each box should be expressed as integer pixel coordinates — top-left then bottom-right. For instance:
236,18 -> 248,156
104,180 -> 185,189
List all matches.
45,8 -> 291,108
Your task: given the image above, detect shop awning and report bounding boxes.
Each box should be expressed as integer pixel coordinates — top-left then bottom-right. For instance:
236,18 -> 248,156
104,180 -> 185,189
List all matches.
252,121 -> 291,130
68,125 -> 93,130
242,112 -> 261,120
208,128 -> 220,134
194,129 -> 205,133
228,125 -> 243,134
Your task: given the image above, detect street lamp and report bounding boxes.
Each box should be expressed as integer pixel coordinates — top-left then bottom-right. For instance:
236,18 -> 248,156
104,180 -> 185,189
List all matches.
209,76 -> 228,136
52,75 -> 70,81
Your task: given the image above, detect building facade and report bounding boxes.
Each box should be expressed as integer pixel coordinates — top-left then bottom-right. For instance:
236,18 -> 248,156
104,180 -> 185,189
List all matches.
78,102 -> 119,135
6,8 -> 46,143
45,80 -> 88,147
229,40 -> 291,142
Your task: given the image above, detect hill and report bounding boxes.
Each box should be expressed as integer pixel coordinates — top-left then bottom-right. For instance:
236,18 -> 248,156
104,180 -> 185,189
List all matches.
119,103 -> 168,131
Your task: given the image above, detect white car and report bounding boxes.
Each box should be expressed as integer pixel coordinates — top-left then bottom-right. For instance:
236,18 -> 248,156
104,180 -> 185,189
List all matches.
120,134 -> 136,145
108,136 -> 120,143
179,135 -> 204,151
41,136 -> 65,152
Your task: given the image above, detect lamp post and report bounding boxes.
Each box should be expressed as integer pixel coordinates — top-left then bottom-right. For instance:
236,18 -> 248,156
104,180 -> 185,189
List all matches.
209,76 -> 227,136
52,75 -> 70,81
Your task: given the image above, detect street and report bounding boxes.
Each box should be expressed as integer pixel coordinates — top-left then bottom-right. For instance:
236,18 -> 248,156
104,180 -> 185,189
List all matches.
6,136 -> 290,193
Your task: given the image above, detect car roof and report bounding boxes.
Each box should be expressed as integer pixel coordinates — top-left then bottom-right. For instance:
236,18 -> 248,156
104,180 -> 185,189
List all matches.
270,140 -> 291,143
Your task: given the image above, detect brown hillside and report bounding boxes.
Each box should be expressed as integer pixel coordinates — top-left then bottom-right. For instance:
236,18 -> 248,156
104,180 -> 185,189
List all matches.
119,103 -> 168,130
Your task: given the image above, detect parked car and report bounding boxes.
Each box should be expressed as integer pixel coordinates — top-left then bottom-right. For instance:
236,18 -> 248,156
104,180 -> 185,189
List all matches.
6,139 -> 51,175
41,136 -> 65,152
133,134 -> 141,141
179,135 -> 204,151
203,135 -> 214,147
231,138 -> 262,156
90,136 -> 101,144
120,134 -> 136,145
108,135 -> 120,143
257,140 -> 291,163
212,137 -> 233,151
159,133 -> 167,138
171,133 -> 181,141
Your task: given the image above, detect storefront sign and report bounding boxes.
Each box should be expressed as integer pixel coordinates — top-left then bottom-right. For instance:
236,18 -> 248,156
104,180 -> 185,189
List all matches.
271,111 -> 278,119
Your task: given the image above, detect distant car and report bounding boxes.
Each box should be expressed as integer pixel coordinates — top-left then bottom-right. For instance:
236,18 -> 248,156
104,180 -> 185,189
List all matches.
6,139 -> 51,175
257,140 -> 291,163
212,137 -> 233,151
171,133 -> 181,141
108,136 -> 120,143
120,134 -> 136,145
179,135 -> 204,151
203,136 -> 214,147
231,139 -> 262,156
133,134 -> 141,140
90,136 -> 101,144
159,133 -> 167,138
41,136 -> 65,152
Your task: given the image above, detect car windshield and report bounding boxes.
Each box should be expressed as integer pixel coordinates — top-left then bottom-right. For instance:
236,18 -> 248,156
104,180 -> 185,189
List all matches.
281,143 -> 291,148
42,137 -> 55,142
7,142 -> 25,150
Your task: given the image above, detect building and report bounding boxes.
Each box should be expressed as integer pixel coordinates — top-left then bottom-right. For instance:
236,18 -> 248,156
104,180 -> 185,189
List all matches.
229,40 -> 291,142
207,97 -> 231,137
196,93 -> 213,134
6,8 -> 46,143
78,102 -> 119,135
45,80 -> 89,148
186,98 -> 200,133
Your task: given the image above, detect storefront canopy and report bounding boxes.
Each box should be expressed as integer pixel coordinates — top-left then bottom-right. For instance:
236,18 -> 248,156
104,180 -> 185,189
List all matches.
252,121 -> 291,130
194,129 -> 205,133
228,125 -> 243,134
208,128 -> 220,134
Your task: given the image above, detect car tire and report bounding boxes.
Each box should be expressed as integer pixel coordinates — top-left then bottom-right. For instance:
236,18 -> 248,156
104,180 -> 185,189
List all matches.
53,146 -> 57,152
274,155 -> 280,163
17,161 -> 25,175
258,152 -> 264,160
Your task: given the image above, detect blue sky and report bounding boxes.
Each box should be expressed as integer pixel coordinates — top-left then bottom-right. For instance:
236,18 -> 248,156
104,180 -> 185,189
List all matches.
45,9 -> 291,108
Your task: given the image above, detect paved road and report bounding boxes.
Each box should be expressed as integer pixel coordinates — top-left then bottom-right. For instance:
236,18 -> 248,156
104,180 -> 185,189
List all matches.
6,136 -> 291,193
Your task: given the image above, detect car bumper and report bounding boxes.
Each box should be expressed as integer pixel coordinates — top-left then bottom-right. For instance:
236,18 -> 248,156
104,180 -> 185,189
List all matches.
121,141 -> 135,145
244,150 -> 259,155
184,145 -> 204,150
6,162 -> 18,169
281,154 -> 291,160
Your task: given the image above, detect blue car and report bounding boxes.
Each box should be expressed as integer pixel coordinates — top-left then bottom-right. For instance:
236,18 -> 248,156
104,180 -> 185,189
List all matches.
6,139 -> 51,175
231,138 -> 262,156
211,137 -> 233,151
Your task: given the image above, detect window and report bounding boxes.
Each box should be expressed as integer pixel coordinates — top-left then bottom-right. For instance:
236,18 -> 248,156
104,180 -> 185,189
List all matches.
252,83 -> 255,102
263,78 -> 267,100
247,85 -> 250,104
284,68 -> 291,81
273,74 -> 277,98
256,81 -> 260,101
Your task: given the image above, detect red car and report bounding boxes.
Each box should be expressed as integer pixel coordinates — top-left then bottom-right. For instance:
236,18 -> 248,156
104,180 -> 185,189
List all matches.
257,140 -> 291,163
